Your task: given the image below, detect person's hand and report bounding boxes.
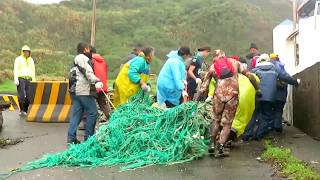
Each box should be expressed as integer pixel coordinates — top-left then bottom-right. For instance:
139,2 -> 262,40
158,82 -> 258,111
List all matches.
196,78 -> 202,84
256,90 -> 262,98
205,96 -> 213,103
14,78 -> 19,86
182,90 -> 188,97
141,83 -> 151,92
95,82 -> 103,89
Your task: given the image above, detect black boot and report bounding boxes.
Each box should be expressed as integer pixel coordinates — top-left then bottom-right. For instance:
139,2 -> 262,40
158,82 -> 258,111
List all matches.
215,143 -> 229,158
208,142 -> 216,155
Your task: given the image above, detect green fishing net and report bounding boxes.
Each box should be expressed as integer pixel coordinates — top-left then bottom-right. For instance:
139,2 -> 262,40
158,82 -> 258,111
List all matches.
4,91 -> 211,177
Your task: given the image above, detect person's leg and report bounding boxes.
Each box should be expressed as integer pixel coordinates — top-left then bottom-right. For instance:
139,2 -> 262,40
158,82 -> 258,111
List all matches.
17,78 -> 26,114
219,96 -> 238,145
164,100 -> 177,108
243,102 -> 260,141
257,101 -> 274,139
97,92 -> 111,120
273,101 -> 285,132
80,96 -> 98,140
187,80 -> 197,101
24,79 -> 31,113
67,94 -> 83,143
208,95 -> 224,153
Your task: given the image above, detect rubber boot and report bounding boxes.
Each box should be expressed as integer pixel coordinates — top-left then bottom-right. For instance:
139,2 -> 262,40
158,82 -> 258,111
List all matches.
208,142 -> 216,155
215,143 -> 229,158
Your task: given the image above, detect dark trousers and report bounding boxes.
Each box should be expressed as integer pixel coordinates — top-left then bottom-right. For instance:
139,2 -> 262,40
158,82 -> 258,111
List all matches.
17,77 -> 31,113
165,96 -> 183,108
187,79 -> 197,100
96,92 -> 111,119
256,101 -> 274,139
243,101 -> 261,140
273,101 -> 286,131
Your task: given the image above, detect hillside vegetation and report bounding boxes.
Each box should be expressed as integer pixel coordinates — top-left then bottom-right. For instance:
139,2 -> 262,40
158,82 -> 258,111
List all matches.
0,0 -> 291,81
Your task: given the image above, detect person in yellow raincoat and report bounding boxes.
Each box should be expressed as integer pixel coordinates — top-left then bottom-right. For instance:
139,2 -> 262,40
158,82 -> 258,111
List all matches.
14,45 -> 36,116
113,47 -> 155,108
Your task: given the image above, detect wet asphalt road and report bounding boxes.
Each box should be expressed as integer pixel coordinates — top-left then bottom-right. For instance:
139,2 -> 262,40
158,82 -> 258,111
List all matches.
0,110 -> 300,180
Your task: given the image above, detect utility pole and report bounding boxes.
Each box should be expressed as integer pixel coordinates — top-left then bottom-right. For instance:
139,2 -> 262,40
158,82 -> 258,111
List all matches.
90,0 -> 97,46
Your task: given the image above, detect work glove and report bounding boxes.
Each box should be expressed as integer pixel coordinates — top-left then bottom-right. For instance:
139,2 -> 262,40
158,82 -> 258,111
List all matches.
205,96 -> 213,103
296,79 -> 301,86
182,90 -> 189,97
183,80 -> 187,86
196,78 -> 202,84
14,78 -> 19,86
141,84 -> 151,92
95,82 -> 104,89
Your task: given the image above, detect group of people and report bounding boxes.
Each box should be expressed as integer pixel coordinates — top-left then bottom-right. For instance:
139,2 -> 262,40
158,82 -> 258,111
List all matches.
13,43 -> 300,157
111,43 -> 300,157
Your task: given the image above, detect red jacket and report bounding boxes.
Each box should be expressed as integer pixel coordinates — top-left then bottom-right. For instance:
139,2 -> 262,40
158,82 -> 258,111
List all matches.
92,53 -> 108,92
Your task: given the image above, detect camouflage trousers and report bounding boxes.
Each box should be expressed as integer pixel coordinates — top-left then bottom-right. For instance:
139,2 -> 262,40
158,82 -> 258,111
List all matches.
211,76 -> 239,145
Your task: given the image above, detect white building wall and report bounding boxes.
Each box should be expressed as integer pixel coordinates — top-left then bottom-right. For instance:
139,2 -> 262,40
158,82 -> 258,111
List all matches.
297,15 -> 320,73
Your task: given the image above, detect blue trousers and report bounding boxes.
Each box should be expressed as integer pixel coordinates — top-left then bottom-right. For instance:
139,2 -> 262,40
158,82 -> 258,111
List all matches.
67,94 -> 98,142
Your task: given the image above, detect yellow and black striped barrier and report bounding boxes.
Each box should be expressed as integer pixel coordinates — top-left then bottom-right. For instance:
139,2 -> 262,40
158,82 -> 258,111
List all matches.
27,81 -> 71,123
0,95 -> 20,111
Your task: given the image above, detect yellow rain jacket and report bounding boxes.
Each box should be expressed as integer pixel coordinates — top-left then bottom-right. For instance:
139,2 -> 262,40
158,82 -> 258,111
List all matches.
113,56 -> 150,107
232,74 -> 260,136
14,45 -> 35,81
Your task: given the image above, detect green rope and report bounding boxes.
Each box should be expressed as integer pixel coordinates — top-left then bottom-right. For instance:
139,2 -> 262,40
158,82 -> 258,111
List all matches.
2,91 -> 210,178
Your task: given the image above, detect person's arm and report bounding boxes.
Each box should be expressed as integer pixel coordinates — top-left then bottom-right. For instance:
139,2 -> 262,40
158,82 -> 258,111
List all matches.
170,61 -> 185,91
188,65 -> 197,81
239,63 -> 260,90
199,65 -> 216,94
128,58 -> 144,84
30,58 -> 36,81
76,56 -> 100,84
277,69 -> 298,86
13,58 -> 19,83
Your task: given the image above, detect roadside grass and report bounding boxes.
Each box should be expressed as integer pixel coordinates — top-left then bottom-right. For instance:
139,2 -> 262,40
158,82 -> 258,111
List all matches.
262,140 -> 319,180
0,80 -> 16,94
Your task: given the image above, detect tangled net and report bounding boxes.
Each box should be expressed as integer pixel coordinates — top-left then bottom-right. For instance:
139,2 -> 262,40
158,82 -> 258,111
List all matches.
4,91 -> 210,177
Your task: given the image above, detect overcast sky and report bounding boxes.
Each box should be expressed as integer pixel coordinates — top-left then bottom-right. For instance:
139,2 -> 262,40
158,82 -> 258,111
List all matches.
24,0 -> 65,4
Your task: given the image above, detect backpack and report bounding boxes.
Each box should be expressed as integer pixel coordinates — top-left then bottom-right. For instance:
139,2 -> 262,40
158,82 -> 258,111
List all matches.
214,57 -> 235,79
68,58 -> 97,97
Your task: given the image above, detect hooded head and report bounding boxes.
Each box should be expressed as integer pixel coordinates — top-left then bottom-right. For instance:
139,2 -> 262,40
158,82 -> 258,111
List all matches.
256,53 -> 270,64
21,45 -> 31,58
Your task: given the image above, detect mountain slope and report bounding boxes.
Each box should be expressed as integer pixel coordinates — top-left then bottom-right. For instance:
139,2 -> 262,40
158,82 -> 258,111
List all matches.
0,0 -> 291,79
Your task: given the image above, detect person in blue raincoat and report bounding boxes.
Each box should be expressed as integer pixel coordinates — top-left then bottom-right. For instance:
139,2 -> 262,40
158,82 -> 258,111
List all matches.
157,47 -> 192,108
